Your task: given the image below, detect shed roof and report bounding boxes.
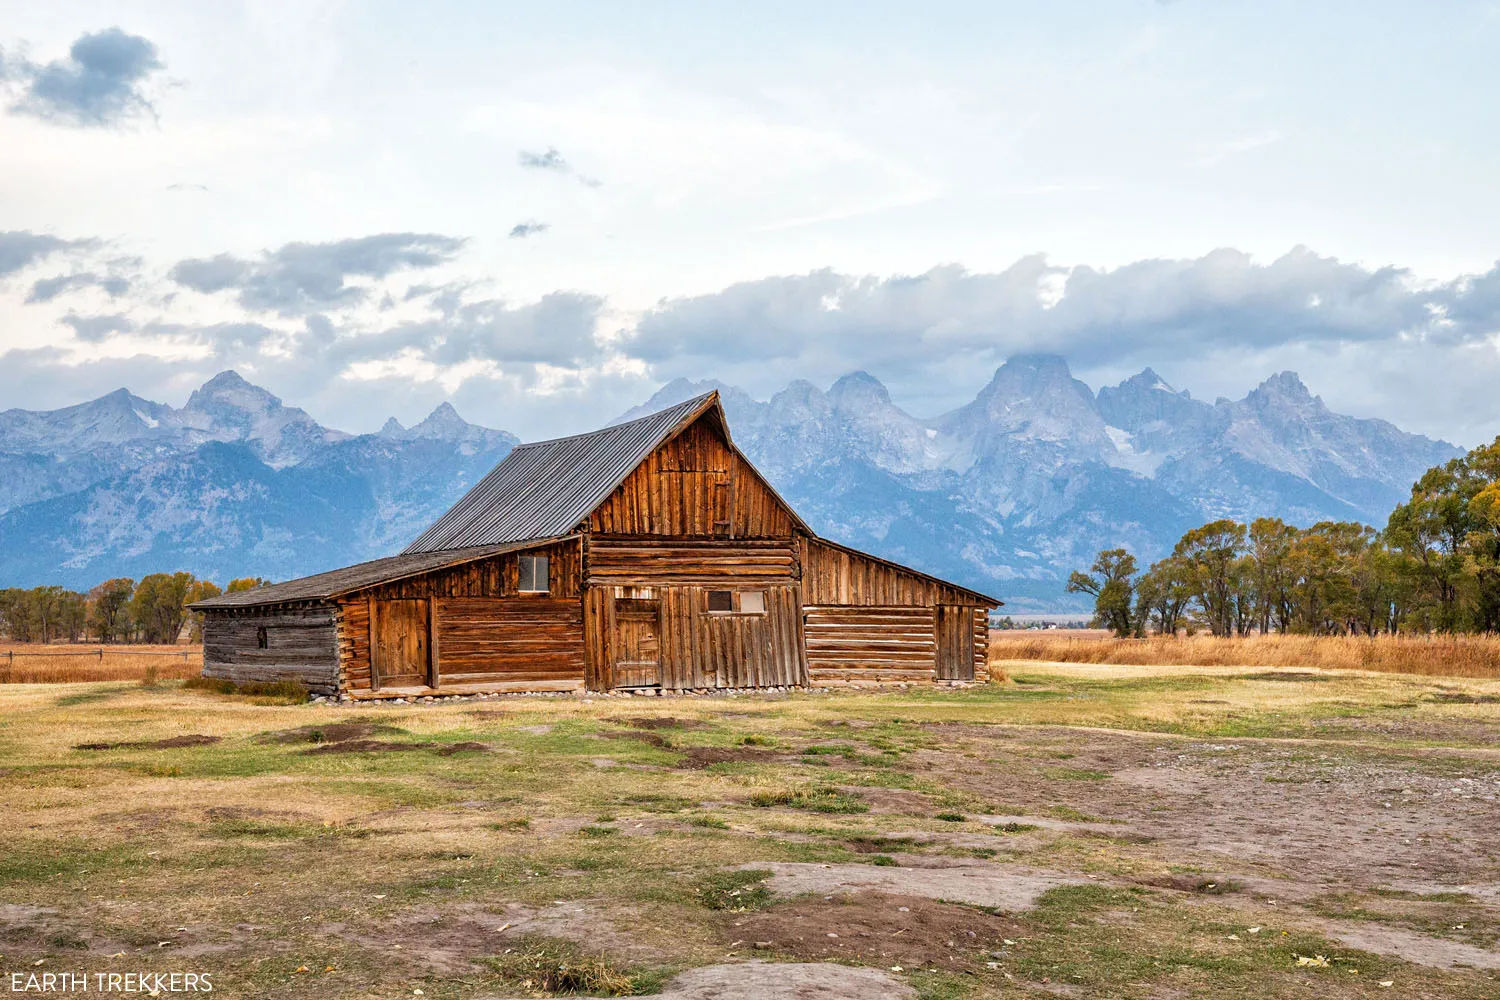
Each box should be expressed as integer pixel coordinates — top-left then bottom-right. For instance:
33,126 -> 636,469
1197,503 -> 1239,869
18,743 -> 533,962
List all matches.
189,539 -> 561,609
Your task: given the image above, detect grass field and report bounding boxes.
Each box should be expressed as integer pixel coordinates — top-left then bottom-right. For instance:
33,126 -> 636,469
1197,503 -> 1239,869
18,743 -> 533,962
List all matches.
2,664 -> 1498,999
990,632 -> 1500,679
0,644 -> 201,684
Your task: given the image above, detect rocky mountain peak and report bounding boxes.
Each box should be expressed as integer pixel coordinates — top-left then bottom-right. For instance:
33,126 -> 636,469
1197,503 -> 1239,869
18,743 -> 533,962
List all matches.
406,402 -> 470,440
378,417 -> 406,438
828,371 -> 893,411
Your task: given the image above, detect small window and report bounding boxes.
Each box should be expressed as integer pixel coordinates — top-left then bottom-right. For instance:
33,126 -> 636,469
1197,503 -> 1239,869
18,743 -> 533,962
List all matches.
256,626 -> 268,649
706,590 -> 734,612
738,591 -> 766,614
518,555 -> 550,594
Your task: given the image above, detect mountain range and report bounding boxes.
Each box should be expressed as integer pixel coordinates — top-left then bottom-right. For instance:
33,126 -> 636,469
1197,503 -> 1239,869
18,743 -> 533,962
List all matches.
0,359 -> 1461,610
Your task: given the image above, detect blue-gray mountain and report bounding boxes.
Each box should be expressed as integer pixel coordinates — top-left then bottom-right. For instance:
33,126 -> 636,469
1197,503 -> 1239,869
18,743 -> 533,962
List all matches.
0,358 -> 1460,609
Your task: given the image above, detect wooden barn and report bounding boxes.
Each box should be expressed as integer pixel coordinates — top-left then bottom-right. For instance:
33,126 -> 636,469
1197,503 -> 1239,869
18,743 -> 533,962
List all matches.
190,392 -> 1001,699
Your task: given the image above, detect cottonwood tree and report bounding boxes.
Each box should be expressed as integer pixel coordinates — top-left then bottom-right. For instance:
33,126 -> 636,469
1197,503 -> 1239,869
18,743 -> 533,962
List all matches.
1066,548 -> 1139,637
87,578 -> 135,642
1173,520 -> 1247,637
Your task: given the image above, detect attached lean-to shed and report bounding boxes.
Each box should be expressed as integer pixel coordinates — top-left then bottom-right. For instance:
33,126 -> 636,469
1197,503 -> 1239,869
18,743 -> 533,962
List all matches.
191,392 -> 1001,699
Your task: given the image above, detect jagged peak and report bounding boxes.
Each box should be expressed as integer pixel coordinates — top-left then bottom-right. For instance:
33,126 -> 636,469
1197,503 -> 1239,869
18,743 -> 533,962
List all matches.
378,417 -> 406,437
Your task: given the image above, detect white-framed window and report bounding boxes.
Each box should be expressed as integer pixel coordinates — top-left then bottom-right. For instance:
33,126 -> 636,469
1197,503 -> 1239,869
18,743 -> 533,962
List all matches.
518,555 -> 550,594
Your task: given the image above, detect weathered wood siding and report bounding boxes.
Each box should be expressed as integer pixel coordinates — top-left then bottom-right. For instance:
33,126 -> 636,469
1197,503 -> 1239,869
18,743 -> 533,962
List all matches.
586,584 -> 805,690
799,537 -> 988,607
803,605 -> 936,686
433,597 -> 584,691
588,416 -> 797,538
202,604 -> 340,694
339,539 -> 583,695
587,536 -> 796,585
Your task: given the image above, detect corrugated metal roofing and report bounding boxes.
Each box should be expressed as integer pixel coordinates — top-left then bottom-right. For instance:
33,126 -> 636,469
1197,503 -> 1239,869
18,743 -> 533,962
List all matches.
189,539 -> 561,609
402,392 -> 721,554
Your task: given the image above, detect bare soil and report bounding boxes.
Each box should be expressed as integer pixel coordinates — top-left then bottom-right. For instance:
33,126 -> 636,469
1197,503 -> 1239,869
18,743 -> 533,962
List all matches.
730,891 -> 1022,968
746,861 -> 1087,911
257,721 -> 404,743
73,734 -> 221,750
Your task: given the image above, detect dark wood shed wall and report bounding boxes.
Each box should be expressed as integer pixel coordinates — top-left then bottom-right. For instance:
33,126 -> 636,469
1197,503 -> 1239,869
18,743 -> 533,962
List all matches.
588,417 -> 797,538
202,604 -> 340,695
336,539 -> 584,695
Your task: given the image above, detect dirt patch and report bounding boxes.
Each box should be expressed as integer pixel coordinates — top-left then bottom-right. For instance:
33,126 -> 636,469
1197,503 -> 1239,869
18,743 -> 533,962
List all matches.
1323,919 -> 1500,970
327,900 -> 675,974
677,746 -> 784,770
1233,671 -> 1335,682
919,723 -> 1500,891
730,891 -> 1021,968
74,734 -> 221,750
612,715 -> 710,731
746,861 -> 1084,911
434,741 -> 492,756
258,721 -> 402,744
301,739 -> 428,755
651,961 -> 915,1000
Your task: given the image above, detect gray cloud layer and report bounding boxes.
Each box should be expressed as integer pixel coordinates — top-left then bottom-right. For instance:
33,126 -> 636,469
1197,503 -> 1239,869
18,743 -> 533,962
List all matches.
0,231 -> 93,276
4,28 -> 163,127
27,271 -> 130,303
629,248 -> 1500,374
169,233 -> 467,316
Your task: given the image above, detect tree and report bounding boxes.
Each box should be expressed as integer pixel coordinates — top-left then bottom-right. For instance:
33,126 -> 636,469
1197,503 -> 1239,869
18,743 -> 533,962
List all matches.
87,578 -> 135,643
184,580 -> 222,642
1135,557 -> 1190,636
1173,520 -> 1247,637
1248,517 -> 1296,633
130,572 -> 196,644
226,577 -> 272,593
1067,548 -> 1139,637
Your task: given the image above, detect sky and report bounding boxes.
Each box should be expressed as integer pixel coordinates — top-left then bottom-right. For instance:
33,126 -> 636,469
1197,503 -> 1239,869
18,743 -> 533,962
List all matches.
1,0 -> 1498,443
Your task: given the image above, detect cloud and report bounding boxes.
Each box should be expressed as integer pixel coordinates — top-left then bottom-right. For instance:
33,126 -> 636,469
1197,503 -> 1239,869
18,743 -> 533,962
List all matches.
0,231 -> 93,277
169,233 -> 466,316
324,291 -> 605,369
27,271 -> 131,303
628,248 -> 1491,382
61,313 -> 133,342
166,182 -> 209,193
517,145 -> 601,187
5,28 -> 163,127
508,221 -> 550,239
518,147 -> 568,171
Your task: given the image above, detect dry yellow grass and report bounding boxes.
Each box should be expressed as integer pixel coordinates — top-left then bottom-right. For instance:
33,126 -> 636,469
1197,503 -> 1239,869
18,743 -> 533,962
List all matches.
0,643 -> 202,683
989,632 -> 1500,678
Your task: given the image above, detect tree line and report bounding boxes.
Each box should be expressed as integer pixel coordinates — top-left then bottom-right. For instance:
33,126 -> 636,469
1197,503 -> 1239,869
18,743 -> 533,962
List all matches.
0,574 -> 269,644
1069,436 -> 1500,637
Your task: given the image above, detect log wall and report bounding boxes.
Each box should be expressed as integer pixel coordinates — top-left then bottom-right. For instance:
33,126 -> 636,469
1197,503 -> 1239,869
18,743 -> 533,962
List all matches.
339,539 -> 583,696
803,605 -> 936,686
587,536 -> 796,585
799,537 -> 989,607
202,604 -> 340,695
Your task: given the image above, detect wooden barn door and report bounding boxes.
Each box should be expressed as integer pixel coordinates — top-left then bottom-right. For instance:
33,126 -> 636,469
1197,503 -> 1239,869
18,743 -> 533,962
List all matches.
935,605 -> 974,681
612,598 -> 661,689
371,598 -> 432,689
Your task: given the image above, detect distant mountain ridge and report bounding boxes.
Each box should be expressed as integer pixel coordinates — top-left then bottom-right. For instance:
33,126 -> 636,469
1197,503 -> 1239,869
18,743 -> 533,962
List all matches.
0,360 -> 1461,608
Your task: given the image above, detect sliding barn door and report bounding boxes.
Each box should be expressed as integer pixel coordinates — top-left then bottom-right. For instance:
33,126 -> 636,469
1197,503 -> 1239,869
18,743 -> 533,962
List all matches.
611,598 -> 662,689
371,598 -> 431,689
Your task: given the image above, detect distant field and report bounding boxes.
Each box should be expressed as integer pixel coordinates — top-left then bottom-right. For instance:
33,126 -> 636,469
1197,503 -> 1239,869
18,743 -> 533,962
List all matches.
989,632 -> 1500,679
0,644 -> 202,683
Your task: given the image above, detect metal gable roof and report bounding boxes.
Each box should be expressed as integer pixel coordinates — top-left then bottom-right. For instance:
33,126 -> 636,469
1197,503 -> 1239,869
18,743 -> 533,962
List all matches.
402,392 -> 725,554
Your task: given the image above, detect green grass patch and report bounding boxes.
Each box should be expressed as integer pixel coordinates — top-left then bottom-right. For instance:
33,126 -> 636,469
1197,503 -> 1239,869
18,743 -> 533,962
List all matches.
748,787 -> 868,813
695,869 -> 771,911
